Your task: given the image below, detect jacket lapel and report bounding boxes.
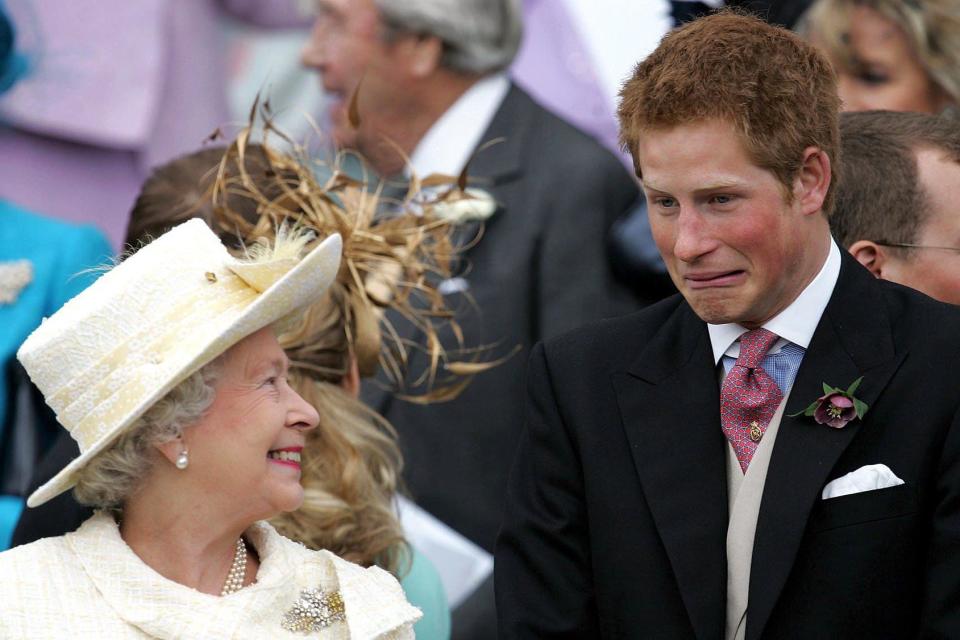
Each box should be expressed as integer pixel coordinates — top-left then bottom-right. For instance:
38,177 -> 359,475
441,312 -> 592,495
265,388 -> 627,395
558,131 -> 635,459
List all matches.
464,83 -> 527,190
363,84 -> 528,414
746,254 -> 907,639
326,551 -> 422,638
613,302 -> 728,640
448,84 -> 529,244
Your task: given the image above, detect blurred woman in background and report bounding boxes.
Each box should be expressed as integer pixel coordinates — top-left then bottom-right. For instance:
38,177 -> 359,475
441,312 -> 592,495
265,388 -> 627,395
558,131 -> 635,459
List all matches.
800,0 -> 960,113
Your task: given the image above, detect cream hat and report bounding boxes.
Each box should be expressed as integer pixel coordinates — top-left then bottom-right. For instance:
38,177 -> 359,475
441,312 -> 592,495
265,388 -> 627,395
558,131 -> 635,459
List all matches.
17,219 -> 342,507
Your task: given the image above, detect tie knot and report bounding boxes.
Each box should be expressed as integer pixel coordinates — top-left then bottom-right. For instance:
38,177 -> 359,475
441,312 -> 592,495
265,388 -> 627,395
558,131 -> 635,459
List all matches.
736,328 -> 779,369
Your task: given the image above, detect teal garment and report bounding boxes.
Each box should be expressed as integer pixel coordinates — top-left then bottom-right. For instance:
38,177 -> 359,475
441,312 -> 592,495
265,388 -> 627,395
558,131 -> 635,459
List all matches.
0,201 -> 112,550
0,495 -> 22,549
400,546 -> 451,640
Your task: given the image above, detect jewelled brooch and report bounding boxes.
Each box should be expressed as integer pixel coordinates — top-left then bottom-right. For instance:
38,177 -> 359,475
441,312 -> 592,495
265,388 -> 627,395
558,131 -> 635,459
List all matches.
281,587 -> 346,634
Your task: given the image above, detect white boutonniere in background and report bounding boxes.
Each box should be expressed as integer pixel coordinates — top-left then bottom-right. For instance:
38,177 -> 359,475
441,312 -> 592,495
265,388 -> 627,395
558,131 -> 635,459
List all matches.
0,260 -> 33,304
431,188 -> 498,224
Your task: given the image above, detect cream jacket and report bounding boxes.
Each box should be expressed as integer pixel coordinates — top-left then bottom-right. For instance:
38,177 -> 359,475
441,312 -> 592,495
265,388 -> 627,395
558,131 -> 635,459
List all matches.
0,512 -> 420,639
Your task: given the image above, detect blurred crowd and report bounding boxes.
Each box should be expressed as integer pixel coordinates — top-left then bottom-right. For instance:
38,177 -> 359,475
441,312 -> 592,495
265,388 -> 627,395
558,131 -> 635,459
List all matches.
1,0 -> 959,638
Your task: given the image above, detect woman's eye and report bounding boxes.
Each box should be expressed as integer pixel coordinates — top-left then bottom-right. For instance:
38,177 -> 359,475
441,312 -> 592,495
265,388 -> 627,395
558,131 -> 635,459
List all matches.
858,69 -> 888,85
262,376 -> 278,388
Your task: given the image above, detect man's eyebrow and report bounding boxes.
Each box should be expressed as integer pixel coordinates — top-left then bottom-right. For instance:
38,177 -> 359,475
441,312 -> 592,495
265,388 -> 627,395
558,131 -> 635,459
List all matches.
643,180 -> 745,193
694,181 -> 745,192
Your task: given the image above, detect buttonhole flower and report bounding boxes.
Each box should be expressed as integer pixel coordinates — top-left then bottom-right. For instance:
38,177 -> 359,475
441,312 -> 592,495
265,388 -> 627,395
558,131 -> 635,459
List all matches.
789,376 -> 869,429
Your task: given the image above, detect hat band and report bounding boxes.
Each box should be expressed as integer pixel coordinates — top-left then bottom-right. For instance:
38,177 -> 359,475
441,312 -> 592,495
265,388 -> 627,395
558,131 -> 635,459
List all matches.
64,290 -> 258,452
48,271 -> 254,416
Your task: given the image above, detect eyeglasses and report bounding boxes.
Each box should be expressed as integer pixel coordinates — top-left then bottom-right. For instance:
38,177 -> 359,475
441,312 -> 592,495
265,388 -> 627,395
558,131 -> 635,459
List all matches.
876,242 -> 960,254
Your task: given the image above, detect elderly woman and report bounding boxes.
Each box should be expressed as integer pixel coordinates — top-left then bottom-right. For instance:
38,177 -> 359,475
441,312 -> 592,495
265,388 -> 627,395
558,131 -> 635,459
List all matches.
800,0 -> 960,113
0,219 -> 420,638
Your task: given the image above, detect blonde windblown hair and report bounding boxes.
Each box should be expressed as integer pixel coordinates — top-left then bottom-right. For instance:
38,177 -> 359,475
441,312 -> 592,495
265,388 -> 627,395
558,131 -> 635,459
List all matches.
202,104 -> 498,574
800,0 -> 960,108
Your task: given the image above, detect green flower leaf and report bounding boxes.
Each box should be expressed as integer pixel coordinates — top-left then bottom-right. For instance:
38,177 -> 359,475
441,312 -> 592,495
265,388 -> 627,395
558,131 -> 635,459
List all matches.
846,376 -> 863,397
853,397 -> 869,419
822,382 -> 833,395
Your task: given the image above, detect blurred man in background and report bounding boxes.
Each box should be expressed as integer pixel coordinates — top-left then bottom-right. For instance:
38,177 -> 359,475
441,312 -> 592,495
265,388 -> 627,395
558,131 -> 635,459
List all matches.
301,0 -> 641,635
832,110 -> 960,305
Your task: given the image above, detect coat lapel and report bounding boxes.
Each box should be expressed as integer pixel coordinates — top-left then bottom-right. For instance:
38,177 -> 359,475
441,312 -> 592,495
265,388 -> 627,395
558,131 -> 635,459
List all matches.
448,84 -> 529,244
464,83 -> 527,190
363,84 -> 529,414
612,302 -> 728,640
746,255 -> 907,639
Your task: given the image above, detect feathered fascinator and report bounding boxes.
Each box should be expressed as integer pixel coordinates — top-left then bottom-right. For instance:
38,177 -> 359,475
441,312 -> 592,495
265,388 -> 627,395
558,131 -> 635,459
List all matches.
209,101 -> 505,402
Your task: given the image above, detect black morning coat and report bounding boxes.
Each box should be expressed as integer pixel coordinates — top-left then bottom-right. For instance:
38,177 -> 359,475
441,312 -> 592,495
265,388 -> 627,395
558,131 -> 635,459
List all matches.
496,250 -> 960,639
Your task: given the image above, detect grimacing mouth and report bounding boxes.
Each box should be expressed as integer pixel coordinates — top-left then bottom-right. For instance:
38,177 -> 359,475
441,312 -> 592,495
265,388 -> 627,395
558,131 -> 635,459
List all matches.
684,269 -> 746,283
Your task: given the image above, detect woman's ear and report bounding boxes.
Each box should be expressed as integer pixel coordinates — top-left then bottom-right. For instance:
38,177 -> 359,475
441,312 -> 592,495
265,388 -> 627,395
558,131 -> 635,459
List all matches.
340,356 -> 361,399
848,240 -> 886,277
155,435 -> 185,468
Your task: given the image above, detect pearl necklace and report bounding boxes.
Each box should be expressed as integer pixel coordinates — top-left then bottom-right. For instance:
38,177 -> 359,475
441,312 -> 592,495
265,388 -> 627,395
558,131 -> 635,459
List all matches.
221,537 -> 248,596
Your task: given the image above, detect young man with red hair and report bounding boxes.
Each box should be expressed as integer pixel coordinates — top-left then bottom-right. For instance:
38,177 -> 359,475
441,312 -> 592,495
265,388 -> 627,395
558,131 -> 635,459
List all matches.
496,11 -> 960,639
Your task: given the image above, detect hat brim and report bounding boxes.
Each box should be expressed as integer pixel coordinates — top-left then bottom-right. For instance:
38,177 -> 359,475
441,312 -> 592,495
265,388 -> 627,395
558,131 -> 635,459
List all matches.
26,233 -> 343,508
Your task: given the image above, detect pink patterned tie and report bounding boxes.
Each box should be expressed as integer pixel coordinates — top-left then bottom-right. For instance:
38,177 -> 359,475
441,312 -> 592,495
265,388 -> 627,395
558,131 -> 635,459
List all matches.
720,328 -> 783,473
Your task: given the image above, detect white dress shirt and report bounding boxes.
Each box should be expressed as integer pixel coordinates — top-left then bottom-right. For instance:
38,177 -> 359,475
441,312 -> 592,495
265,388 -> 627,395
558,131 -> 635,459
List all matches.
407,73 -> 511,179
708,238 -> 843,366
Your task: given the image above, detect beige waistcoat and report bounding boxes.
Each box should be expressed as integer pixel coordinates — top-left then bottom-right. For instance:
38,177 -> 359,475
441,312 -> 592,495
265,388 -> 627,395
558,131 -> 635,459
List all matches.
724,390 -> 792,640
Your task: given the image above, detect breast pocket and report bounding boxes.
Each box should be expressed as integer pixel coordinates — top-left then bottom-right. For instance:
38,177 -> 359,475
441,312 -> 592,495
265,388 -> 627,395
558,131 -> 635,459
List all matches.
807,483 -> 919,533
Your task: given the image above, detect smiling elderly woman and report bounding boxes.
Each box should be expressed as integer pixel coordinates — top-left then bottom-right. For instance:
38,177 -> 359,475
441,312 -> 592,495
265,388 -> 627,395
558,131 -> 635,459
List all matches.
0,220 -> 420,638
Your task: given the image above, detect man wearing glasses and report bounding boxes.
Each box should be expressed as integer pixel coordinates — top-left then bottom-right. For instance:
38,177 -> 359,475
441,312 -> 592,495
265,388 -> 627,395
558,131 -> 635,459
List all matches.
833,110 -> 960,305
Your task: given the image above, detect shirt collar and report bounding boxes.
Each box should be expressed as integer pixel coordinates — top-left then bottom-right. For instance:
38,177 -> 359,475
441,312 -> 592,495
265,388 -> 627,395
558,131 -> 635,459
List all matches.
406,73 -> 510,179
707,237 -> 842,364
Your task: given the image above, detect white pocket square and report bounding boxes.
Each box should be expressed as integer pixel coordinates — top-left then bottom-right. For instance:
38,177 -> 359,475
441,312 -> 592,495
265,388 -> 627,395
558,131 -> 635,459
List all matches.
821,464 -> 904,500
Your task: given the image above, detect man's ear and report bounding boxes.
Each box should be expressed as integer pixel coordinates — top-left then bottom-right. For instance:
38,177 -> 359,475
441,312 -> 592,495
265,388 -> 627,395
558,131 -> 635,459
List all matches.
795,146 -> 831,216
396,34 -> 443,78
848,240 -> 885,277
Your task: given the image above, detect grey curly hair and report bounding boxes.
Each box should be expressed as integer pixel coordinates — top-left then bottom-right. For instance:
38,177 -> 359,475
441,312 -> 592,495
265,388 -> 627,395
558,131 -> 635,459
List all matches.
72,358 -> 222,511
375,0 -> 523,74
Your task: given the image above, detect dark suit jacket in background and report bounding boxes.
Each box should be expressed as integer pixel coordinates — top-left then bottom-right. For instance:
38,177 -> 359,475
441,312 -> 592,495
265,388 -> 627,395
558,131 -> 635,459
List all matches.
11,430 -> 90,546
366,83 -> 642,553
496,251 -> 960,638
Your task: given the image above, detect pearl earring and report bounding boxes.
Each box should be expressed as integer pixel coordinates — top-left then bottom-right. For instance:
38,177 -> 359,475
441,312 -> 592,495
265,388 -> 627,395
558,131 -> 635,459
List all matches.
175,448 -> 189,470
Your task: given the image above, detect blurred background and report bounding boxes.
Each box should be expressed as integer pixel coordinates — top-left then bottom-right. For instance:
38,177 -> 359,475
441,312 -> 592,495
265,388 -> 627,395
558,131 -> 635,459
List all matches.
0,0 -> 673,248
